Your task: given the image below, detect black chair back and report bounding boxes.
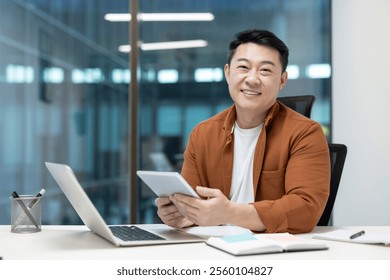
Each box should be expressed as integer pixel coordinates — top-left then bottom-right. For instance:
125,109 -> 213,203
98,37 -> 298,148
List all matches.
277,95 -> 316,118
317,143 -> 348,226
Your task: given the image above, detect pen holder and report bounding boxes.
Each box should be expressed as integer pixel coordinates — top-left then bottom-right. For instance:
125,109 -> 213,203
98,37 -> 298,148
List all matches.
10,195 -> 42,233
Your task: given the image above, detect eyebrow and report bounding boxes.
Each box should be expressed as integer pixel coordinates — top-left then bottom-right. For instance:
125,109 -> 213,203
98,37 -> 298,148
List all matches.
235,58 -> 276,66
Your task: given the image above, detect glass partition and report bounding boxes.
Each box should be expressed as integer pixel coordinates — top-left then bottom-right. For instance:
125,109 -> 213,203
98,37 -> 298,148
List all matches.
0,0 -> 130,225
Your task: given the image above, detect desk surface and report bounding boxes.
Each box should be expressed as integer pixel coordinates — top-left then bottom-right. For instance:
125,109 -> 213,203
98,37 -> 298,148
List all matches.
1,225 -> 389,260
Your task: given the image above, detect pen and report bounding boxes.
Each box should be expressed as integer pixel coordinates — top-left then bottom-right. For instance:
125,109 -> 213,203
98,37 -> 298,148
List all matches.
27,188 -> 46,210
350,230 -> 365,239
11,191 -> 39,229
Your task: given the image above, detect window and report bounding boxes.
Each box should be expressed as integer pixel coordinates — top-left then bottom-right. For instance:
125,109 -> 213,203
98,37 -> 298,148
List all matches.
0,0 -> 129,225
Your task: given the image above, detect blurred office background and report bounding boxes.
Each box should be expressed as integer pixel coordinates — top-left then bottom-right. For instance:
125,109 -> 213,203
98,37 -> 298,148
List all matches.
0,0 -> 333,225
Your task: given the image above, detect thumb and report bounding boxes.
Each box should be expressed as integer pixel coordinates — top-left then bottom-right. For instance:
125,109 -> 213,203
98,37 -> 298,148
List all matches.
195,186 -> 221,198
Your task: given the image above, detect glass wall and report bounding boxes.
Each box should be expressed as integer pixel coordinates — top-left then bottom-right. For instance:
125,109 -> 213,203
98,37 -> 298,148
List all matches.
0,0 -> 130,225
137,0 -> 332,223
0,0 -> 331,225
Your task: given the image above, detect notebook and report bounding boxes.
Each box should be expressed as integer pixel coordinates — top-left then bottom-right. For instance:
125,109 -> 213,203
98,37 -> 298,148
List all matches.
45,162 -> 205,246
206,232 -> 328,256
313,229 -> 390,245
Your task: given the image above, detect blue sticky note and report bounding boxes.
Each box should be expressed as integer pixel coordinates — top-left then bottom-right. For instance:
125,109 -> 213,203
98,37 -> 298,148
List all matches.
221,233 -> 257,243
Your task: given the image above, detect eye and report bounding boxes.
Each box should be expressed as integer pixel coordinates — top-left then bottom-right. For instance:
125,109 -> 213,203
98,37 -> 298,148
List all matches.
237,65 -> 249,69
260,68 -> 272,75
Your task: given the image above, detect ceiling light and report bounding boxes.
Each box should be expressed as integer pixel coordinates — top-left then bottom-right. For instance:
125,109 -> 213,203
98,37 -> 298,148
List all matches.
286,65 -> 300,80
306,64 -> 331,79
104,13 -> 214,22
118,45 -> 131,53
119,40 -> 208,53
141,40 -> 208,51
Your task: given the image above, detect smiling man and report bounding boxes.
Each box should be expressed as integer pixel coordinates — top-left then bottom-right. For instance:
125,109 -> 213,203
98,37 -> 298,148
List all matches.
155,29 -> 330,234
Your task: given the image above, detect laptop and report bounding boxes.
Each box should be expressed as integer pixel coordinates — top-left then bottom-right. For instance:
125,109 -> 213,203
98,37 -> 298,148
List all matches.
45,162 -> 205,246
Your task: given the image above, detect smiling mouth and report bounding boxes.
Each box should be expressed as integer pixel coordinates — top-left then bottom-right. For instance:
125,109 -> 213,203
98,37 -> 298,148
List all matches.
242,89 -> 261,96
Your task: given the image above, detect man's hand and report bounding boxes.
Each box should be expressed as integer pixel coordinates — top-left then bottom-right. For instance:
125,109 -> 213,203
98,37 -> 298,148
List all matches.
170,186 -> 265,231
157,187 -> 265,231
170,186 -> 230,226
155,197 -> 194,228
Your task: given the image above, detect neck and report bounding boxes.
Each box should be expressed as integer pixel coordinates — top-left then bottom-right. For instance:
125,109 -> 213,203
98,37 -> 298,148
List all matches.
235,112 -> 266,129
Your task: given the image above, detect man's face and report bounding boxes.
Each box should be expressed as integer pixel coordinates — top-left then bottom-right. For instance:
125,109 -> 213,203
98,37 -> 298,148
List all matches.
224,43 -> 287,122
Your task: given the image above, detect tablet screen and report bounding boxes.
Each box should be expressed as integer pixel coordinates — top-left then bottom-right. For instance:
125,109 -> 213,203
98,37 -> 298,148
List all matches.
137,171 -> 200,198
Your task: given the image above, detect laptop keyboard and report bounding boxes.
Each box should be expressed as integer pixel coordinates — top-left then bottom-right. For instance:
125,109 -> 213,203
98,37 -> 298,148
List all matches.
109,225 -> 165,241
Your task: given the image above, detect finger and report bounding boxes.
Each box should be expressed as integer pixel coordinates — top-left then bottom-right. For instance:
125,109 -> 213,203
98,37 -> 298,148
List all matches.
184,211 -> 199,223
159,210 -> 194,228
173,198 -> 203,223
160,215 -> 186,228
157,206 -> 183,224
171,217 -> 194,228
157,203 -> 179,216
163,210 -> 183,222
155,197 -> 171,207
172,193 -> 200,206
171,195 -> 200,213
195,186 -> 221,198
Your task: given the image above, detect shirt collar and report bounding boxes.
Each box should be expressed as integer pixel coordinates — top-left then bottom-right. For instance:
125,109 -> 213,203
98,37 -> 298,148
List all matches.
223,102 -> 281,136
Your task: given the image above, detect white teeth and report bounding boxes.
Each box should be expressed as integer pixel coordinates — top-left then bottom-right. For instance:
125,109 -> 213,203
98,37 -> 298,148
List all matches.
242,90 -> 260,96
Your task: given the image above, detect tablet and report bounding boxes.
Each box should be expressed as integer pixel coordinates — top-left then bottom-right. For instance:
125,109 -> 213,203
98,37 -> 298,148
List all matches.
137,171 -> 200,198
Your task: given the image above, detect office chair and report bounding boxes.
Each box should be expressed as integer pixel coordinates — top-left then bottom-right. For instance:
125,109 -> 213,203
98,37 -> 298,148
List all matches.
277,95 -> 316,118
317,143 -> 348,226
277,95 -> 347,225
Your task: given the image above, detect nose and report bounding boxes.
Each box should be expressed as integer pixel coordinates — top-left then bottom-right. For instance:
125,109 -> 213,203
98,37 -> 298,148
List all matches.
246,69 -> 260,84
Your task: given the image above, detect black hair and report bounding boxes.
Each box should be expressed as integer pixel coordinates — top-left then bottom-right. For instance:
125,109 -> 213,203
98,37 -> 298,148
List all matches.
227,29 -> 289,72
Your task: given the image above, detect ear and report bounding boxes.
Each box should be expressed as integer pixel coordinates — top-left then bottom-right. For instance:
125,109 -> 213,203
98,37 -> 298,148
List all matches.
279,71 -> 288,91
224,64 -> 230,84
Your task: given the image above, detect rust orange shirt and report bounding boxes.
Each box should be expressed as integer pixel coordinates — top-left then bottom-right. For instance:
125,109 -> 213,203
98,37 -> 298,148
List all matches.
181,101 -> 330,233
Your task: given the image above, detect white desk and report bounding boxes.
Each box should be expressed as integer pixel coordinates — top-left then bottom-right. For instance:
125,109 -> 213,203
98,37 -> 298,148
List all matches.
0,225 -> 389,260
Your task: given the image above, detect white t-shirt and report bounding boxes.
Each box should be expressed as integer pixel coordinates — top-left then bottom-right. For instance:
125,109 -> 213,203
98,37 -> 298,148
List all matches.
230,122 -> 263,203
